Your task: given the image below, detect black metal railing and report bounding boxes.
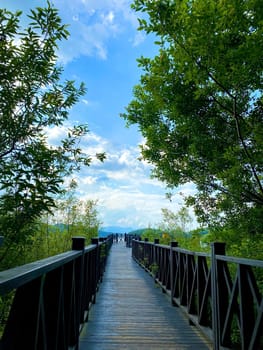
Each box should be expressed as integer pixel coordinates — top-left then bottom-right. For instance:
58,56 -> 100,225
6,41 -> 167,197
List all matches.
0,235 -> 113,350
126,234 -> 141,248
132,239 -> 263,350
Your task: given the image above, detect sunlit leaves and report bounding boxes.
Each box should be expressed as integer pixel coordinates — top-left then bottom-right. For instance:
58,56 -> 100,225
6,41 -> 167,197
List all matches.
124,0 -> 263,234
0,3 -> 104,246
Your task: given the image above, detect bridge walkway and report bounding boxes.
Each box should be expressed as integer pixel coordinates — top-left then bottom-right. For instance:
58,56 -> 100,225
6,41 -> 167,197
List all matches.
79,241 -> 212,349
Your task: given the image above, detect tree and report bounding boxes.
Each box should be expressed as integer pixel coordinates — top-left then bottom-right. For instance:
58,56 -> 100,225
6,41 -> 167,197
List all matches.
38,196 -> 101,259
0,3 -> 105,246
0,180 -> 102,268
159,207 -> 193,239
122,0 -> 263,234
54,194 -> 101,247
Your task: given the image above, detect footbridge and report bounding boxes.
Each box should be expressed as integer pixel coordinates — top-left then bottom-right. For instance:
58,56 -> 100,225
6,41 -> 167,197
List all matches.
0,236 -> 262,349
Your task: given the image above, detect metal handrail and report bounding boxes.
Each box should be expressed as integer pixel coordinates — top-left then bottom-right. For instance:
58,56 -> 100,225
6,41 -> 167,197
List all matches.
132,239 -> 263,350
0,235 -> 113,350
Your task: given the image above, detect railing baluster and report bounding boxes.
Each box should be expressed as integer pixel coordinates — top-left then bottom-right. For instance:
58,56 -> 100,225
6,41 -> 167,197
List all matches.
132,239 -> 263,349
170,241 -> 178,306
0,235 -> 113,349
211,242 -> 226,350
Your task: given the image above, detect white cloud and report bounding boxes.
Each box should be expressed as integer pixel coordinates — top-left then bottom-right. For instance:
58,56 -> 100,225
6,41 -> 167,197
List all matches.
81,176 -> 97,185
92,186 -> 183,228
83,131 -> 105,143
52,0 -> 143,63
45,125 -> 67,144
58,130 -> 198,229
82,99 -> 89,105
118,148 -> 139,167
101,11 -> 115,25
43,124 -> 198,229
132,31 -> 146,47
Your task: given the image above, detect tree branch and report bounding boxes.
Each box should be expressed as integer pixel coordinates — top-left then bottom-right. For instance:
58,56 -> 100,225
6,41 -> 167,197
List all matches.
170,35 -> 263,197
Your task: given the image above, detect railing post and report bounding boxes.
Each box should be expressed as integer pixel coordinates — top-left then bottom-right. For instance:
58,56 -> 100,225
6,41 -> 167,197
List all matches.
131,237 -> 135,257
154,238 -> 159,265
70,236 -> 86,348
170,241 -> 178,306
92,237 -> 99,245
90,238 -> 99,305
143,238 -> 148,267
211,242 -> 226,350
152,239 -> 159,280
99,237 -> 107,279
72,236 -> 85,251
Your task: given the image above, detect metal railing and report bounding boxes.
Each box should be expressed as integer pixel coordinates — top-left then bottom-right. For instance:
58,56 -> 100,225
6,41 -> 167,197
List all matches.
132,239 -> 263,350
0,235 -> 113,350
126,234 -> 141,248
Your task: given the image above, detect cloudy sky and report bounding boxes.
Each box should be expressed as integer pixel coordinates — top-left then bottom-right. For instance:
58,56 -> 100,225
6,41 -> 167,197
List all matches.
3,0 -> 197,230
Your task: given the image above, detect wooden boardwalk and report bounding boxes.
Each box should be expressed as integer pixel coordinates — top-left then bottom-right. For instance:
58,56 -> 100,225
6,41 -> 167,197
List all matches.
79,242 -> 212,350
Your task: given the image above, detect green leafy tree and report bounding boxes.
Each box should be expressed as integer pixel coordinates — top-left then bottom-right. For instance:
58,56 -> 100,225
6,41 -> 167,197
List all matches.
54,198 -> 101,247
0,195 -> 102,268
50,179 -> 101,251
160,207 -> 193,234
158,207 -> 197,246
0,3 -> 105,256
122,0 -> 263,234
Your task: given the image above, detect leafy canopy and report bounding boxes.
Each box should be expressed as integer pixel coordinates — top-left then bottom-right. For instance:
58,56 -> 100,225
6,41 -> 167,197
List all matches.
0,2 -> 105,242
122,0 -> 263,233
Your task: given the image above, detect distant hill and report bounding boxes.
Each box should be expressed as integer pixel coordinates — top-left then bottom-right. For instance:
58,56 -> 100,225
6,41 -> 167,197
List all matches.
128,228 -> 147,236
50,224 -> 138,237
100,226 -> 136,234
98,230 -> 113,238
129,228 -> 163,236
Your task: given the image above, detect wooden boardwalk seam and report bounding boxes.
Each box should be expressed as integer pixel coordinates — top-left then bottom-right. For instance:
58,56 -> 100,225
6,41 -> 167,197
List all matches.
79,242 -> 212,350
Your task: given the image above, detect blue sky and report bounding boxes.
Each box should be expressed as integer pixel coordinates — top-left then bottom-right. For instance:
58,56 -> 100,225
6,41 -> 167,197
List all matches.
2,0 -> 197,230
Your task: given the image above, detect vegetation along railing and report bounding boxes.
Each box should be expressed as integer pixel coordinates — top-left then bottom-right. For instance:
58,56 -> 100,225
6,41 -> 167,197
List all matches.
132,238 -> 263,350
0,235 -> 113,350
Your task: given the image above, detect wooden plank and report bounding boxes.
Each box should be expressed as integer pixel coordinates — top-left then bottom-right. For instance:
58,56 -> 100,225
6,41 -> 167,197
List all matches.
79,242 -> 212,349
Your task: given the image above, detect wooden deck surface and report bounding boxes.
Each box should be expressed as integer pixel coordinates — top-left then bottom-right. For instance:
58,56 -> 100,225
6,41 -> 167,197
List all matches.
79,242 -> 212,350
